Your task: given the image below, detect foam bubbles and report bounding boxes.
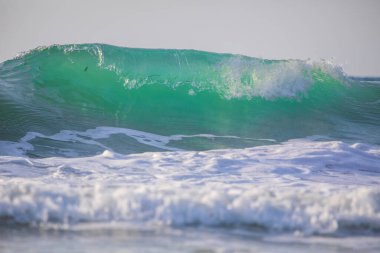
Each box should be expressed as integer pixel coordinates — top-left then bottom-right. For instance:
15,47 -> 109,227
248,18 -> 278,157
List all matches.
0,139 -> 379,235
0,127 -> 275,157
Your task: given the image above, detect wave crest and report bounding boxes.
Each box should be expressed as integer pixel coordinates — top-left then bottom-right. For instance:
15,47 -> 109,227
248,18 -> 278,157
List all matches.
1,44 -> 379,153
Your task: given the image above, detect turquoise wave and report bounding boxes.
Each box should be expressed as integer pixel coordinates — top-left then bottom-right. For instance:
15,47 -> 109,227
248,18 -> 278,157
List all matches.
0,44 -> 379,156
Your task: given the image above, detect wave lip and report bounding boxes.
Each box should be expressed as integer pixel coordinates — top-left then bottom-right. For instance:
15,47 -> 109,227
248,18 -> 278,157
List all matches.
1,43 -> 348,100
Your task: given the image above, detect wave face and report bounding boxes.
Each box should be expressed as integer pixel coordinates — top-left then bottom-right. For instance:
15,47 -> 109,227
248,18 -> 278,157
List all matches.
0,44 -> 379,157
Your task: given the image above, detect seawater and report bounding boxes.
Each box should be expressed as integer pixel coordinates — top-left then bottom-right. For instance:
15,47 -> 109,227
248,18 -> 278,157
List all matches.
0,44 -> 379,252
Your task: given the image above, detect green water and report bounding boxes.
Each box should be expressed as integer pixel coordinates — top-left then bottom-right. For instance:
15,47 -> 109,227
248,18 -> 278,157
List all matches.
0,44 -> 379,155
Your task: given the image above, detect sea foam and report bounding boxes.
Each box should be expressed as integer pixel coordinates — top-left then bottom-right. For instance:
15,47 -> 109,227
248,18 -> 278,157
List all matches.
1,139 -> 379,235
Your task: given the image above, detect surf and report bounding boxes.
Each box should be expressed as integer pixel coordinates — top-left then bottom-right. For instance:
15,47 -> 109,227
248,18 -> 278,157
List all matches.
1,44 -> 380,253
1,139 -> 380,235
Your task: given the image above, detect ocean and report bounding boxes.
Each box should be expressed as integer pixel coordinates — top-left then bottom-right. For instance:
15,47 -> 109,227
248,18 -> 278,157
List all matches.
0,44 -> 379,252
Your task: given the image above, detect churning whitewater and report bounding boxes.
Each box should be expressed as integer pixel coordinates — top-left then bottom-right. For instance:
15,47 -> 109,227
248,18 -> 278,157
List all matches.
0,44 -> 380,250
1,139 -> 380,235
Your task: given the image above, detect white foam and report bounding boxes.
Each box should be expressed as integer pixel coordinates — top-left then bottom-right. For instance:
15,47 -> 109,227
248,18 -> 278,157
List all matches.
0,127 -> 276,156
217,57 -> 346,99
0,139 -> 379,235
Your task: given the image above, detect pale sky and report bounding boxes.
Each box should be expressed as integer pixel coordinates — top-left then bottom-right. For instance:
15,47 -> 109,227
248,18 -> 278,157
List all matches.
0,0 -> 379,76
